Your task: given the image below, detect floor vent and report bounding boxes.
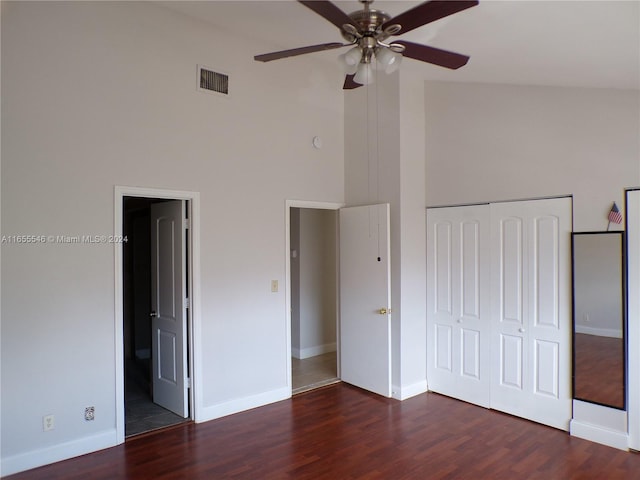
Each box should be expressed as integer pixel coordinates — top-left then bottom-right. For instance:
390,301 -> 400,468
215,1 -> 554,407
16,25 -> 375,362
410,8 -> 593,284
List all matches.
198,65 -> 229,96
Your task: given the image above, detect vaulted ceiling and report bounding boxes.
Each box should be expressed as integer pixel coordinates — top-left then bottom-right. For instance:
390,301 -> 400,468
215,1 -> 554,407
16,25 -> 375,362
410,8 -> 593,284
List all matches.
162,1 -> 639,90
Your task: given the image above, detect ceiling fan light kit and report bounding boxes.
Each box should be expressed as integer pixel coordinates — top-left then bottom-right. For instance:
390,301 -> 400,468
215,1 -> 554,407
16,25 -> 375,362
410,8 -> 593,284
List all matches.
340,46 -> 362,74
254,0 -> 479,89
354,62 -> 374,85
374,46 -> 402,74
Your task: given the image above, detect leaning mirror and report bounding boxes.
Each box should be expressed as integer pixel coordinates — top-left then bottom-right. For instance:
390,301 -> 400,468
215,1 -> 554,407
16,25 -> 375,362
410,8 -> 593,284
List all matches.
572,231 -> 625,409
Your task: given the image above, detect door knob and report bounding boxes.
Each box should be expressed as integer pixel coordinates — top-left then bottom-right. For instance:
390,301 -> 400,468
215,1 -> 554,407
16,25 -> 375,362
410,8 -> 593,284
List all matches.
519,327 -> 525,333
150,311 -> 158,318
378,308 -> 387,315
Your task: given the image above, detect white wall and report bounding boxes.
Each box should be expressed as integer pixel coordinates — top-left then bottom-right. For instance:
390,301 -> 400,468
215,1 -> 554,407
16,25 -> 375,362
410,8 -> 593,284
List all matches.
293,209 -> 337,358
290,208 -> 301,354
424,81 -> 640,230
397,74 -> 427,399
1,2 -> 344,475
344,71 -> 427,400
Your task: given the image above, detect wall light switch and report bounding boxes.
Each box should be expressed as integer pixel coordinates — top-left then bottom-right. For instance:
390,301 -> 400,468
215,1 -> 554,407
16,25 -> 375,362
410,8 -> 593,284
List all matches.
271,280 -> 278,293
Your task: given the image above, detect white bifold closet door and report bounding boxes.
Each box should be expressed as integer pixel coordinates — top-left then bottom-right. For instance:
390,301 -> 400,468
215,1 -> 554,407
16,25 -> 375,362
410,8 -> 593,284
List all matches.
490,198 -> 572,431
426,197 -> 572,430
426,205 -> 491,407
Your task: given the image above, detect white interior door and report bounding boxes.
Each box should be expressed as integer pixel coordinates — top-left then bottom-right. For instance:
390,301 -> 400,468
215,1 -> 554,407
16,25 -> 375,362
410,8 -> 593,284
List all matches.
490,198 -> 572,430
150,200 -> 189,418
426,205 -> 491,407
339,204 -> 391,397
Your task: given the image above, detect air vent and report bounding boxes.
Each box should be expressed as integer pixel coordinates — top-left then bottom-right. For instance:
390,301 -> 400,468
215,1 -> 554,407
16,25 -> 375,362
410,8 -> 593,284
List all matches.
197,65 -> 229,96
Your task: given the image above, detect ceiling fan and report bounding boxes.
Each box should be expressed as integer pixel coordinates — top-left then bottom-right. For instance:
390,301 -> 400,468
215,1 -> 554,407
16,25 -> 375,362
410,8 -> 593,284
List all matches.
254,0 -> 478,89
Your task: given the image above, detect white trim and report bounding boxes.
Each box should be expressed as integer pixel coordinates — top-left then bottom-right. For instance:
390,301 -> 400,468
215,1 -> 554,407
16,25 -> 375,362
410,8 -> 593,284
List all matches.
573,399 -> 628,430
626,189 -> 640,450
285,200 -> 344,395
292,342 -> 337,360
570,399 -> 628,450
574,325 -> 623,338
392,380 -> 429,401
198,387 -> 290,423
0,430 -> 115,477
114,186 -> 202,440
287,200 -> 344,211
570,420 -> 629,451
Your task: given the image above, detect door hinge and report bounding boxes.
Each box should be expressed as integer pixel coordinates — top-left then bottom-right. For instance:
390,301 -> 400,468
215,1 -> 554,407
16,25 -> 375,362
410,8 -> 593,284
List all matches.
185,297 -> 190,309
186,377 -> 191,388
183,218 -> 190,230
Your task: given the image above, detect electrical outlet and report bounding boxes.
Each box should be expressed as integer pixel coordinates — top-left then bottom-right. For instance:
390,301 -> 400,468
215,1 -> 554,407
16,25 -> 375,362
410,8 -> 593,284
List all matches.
85,406 -> 95,421
43,414 -> 55,432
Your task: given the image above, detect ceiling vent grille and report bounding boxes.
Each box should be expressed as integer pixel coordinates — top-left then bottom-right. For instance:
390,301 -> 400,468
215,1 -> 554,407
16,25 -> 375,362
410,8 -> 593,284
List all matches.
198,65 -> 229,96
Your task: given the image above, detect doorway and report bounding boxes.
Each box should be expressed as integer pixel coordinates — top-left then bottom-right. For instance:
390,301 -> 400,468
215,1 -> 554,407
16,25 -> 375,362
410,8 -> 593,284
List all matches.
122,196 -> 192,436
289,206 -> 340,394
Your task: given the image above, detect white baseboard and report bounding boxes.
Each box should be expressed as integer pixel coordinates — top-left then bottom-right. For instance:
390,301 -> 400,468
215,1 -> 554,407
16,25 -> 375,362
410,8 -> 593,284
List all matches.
570,419 -> 629,451
292,342 -> 337,360
196,387 -> 290,423
575,325 -> 622,338
392,380 -> 428,401
1,430 -> 116,477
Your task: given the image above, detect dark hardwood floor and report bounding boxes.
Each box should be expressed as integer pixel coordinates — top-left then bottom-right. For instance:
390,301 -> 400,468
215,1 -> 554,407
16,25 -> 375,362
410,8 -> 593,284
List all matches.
574,332 -> 625,408
8,383 -> 640,479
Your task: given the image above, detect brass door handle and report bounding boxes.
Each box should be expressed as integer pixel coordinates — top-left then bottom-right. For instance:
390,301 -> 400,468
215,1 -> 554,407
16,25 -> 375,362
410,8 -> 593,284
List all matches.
378,308 -> 392,315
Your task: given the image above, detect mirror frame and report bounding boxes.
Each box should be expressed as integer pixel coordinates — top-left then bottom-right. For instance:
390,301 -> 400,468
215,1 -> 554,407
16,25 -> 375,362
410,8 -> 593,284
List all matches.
571,231 -> 627,410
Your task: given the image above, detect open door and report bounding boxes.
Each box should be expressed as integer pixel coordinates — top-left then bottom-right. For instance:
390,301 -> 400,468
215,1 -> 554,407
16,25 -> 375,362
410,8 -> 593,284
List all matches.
339,204 -> 392,397
150,200 -> 189,418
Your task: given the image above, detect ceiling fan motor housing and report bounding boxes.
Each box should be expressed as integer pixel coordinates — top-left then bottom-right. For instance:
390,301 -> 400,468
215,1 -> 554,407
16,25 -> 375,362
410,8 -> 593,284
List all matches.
342,9 -> 394,63
345,9 -> 391,36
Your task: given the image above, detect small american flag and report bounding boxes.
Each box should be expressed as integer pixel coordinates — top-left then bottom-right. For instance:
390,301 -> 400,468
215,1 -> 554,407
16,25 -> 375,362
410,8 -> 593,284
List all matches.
608,202 -> 623,224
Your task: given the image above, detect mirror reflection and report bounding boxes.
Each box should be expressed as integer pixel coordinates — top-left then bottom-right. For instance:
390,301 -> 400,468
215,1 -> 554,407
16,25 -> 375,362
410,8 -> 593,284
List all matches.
572,232 -> 625,409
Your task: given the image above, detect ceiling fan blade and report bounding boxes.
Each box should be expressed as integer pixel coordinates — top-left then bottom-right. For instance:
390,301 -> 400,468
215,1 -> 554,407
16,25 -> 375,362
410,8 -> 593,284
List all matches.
298,1 -> 359,30
395,41 -> 470,69
254,42 -> 348,62
383,1 -> 478,35
343,74 -> 362,90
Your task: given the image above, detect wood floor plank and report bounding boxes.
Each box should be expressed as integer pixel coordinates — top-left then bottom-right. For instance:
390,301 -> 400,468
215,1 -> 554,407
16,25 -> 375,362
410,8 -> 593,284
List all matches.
7,383 -> 640,479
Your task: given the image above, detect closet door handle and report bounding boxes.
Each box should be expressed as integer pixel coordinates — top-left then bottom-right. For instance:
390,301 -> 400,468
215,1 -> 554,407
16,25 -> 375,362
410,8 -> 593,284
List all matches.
519,327 -> 525,333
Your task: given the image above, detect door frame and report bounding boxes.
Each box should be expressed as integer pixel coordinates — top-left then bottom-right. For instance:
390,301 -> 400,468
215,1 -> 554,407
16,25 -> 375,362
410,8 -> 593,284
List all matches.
285,200 -> 344,393
626,188 -> 639,450
114,186 -> 202,444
